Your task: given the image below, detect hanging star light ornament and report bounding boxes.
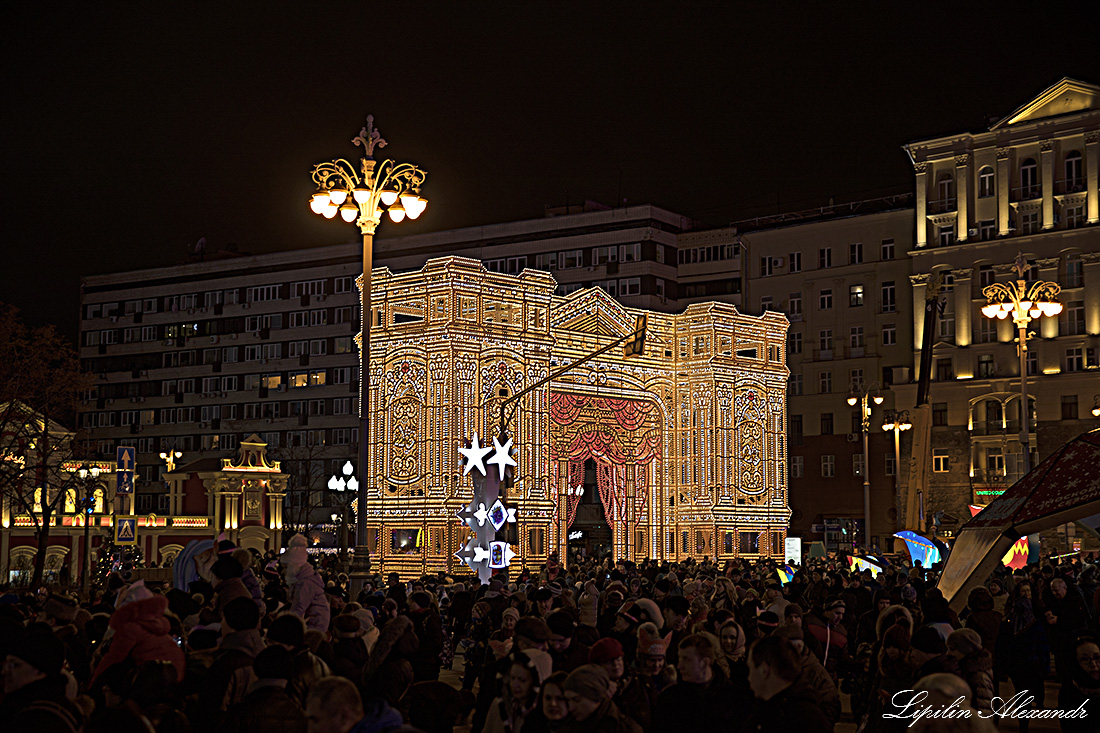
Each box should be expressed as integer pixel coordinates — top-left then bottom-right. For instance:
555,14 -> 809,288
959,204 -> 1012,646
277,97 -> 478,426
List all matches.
458,433 -> 493,476
455,431 -> 521,584
487,435 -> 517,481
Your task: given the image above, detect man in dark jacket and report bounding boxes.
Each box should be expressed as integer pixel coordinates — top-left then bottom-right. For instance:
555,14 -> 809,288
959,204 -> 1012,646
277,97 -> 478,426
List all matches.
222,645 -> 307,733
547,609 -> 590,673
743,635 -> 832,733
653,633 -> 748,729
406,590 -> 443,681
0,622 -> 85,733
267,614 -> 332,706
196,596 -> 265,727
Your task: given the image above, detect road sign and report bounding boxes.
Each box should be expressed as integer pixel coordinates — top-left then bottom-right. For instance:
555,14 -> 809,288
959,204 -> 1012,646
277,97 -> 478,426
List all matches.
115,516 -> 137,545
116,446 -> 136,472
116,471 -> 134,494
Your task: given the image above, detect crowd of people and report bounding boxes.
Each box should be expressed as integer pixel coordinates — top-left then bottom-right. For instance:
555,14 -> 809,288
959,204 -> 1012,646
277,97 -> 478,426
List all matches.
3,533 -> 1100,733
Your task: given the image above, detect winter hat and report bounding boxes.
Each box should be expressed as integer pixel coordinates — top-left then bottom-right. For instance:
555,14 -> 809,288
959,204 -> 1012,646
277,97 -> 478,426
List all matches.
10,622 -> 65,676
824,597 -> 846,611
42,594 -> 78,623
212,556 -> 243,580
784,604 -> 804,619
532,587 -> 553,602
217,536 -> 237,556
353,608 -> 376,630
546,610 -> 575,639
333,614 -> 363,639
911,626 -> 947,654
514,617 -> 552,643
947,628 -> 983,657
873,589 -> 890,604
588,637 -> 624,664
777,624 -> 804,642
263,561 -> 281,580
116,580 -> 154,609
564,664 -> 611,702
281,534 -> 308,570
268,614 -> 306,648
485,579 -> 504,598
966,587 -> 994,612
502,607 -> 521,624
901,585 -> 918,603
633,598 -> 664,630
757,611 -> 780,632
253,645 -> 294,680
884,623 -> 911,652
637,622 -> 673,656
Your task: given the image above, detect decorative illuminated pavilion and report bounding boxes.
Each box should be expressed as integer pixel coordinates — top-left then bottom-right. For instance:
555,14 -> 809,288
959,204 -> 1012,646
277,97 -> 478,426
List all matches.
361,257 -> 790,577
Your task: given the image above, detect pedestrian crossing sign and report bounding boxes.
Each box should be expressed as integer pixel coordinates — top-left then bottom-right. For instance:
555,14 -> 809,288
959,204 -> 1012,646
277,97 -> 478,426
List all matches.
115,516 -> 137,545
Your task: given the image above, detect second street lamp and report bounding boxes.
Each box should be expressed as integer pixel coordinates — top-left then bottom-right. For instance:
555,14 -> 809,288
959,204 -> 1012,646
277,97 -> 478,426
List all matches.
76,463 -> 102,598
310,117 -> 427,595
848,382 -> 883,552
980,253 -> 1061,476
882,409 -> 913,532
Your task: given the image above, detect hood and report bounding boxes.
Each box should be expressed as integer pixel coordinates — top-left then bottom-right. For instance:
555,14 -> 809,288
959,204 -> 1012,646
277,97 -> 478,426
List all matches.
110,595 -> 170,635
875,605 -> 914,640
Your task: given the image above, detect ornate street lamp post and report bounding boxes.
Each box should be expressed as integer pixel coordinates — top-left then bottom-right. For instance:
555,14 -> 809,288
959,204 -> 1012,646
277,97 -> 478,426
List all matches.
327,461 -> 358,566
847,382 -> 883,551
76,464 -> 102,597
980,253 -> 1061,476
881,409 -> 913,531
310,117 -> 427,594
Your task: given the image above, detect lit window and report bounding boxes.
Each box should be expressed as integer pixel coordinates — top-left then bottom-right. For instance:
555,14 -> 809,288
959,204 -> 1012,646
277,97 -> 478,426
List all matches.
932,450 -> 950,473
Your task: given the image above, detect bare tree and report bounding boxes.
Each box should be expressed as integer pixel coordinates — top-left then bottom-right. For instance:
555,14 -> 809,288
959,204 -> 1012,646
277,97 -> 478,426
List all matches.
0,304 -> 93,586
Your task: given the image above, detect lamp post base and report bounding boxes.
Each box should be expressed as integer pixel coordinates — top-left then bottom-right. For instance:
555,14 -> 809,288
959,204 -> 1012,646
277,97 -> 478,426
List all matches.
348,544 -> 372,599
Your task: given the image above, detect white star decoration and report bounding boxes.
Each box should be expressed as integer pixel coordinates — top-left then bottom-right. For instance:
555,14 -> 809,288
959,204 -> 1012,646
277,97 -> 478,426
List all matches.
458,433 -> 493,476
487,436 -> 518,480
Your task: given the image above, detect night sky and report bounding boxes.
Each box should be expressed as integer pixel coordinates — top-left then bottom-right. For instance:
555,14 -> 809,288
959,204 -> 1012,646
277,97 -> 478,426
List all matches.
4,4 -> 1098,339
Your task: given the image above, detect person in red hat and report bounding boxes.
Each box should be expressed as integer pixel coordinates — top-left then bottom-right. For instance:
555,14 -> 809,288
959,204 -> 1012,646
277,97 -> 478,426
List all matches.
587,637 -> 625,686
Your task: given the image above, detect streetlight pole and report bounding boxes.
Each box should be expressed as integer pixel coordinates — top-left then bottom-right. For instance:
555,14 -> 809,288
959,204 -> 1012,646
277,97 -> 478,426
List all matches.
327,461 -> 358,568
76,464 -> 101,598
310,117 -> 427,595
981,253 -> 1062,476
881,409 -> 912,531
848,382 -> 883,552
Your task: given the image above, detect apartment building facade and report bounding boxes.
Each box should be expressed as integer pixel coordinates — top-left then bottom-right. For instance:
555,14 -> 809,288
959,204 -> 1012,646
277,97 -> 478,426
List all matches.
896,78 -> 1100,538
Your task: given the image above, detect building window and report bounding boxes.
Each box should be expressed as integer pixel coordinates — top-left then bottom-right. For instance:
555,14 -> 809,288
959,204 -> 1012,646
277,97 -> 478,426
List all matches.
1064,151 -> 1083,189
881,282 -> 896,313
886,454 -> 896,476
248,285 -> 281,303
790,456 -> 804,479
979,319 -> 997,344
978,354 -> 995,378
978,265 -> 995,288
881,239 -> 895,260
593,246 -> 618,266
937,173 -> 954,202
939,310 -> 955,340
819,372 -> 832,394
789,252 -> 802,273
1027,350 -> 1038,376
1065,206 -> 1084,229
849,284 -> 864,307
882,323 -> 896,346
821,455 -> 835,478
1061,395 -> 1079,420
936,358 -> 953,381
979,220 -> 996,241
850,327 -> 864,349
789,415 -> 803,446
819,248 -> 832,269
1062,301 -> 1085,335
1021,211 -> 1040,234
978,166 -> 995,198
932,449 -> 950,473
761,257 -> 774,277
1066,347 -> 1084,372
820,412 -> 834,435
788,294 -> 802,318
788,374 -> 803,396
760,296 -> 773,313
819,329 -> 833,353
849,242 -> 863,265
930,402 -> 947,427
850,410 -> 863,434
853,454 -> 865,477
1020,158 -> 1039,197
938,225 -> 954,247
561,250 -> 584,269
819,289 -> 833,310
1065,256 -> 1083,288
788,332 -> 802,354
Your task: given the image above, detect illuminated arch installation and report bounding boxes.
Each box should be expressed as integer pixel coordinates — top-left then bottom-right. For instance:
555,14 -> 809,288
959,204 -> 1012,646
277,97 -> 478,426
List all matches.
363,257 -> 790,576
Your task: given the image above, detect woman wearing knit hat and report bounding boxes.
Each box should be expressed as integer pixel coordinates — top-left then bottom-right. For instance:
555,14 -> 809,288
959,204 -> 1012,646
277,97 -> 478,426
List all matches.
947,627 -> 994,715
561,664 -> 641,733
482,648 -> 553,733
280,533 -> 330,633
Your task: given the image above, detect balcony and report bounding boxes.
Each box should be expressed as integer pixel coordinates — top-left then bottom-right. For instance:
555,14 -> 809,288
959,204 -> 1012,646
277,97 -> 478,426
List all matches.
969,419 -> 1037,437
927,198 -> 957,215
1054,178 -> 1087,196
1010,185 -> 1042,202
